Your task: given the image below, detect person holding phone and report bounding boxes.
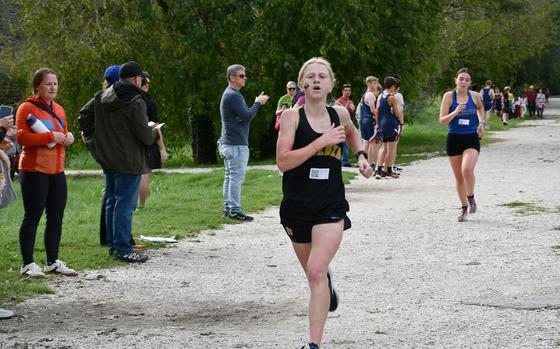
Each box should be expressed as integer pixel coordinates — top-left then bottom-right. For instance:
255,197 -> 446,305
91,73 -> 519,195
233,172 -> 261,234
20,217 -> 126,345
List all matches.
439,67 -> 485,222
15,67 -> 76,277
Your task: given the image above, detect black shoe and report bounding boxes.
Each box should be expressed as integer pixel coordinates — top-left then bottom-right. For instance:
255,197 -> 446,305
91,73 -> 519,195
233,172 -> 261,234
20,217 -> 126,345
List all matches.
301,343 -> 320,349
374,170 -> 386,179
223,209 -> 229,218
116,252 -> 148,263
228,211 -> 254,222
327,270 -> 338,312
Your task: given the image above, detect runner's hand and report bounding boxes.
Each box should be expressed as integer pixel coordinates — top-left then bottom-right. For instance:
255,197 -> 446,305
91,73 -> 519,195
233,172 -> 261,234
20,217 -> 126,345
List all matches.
316,123 -> 346,149
477,123 -> 484,138
454,103 -> 466,115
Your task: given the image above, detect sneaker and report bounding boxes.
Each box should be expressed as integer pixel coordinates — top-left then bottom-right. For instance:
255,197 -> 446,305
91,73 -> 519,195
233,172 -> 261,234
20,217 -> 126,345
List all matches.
44,260 -> 77,276
0,308 -> 14,319
385,171 -> 400,179
21,262 -> 46,277
374,170 -> 386,179
458,206 -> 468,222
327,270 -> 338,312
116,252 -> 149,263
227,211 -> 254,222
392,165 -> 402,172
223,209 -> 229,218
301,343 -> 320,349
468,197 -> 477,214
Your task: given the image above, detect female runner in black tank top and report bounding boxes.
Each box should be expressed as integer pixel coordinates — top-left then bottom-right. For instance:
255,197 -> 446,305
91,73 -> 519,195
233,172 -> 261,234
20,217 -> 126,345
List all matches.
276,57 -> 373,349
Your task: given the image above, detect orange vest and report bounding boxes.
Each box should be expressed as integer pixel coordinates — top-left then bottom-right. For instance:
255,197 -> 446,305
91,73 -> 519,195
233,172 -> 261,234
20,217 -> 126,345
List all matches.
15,96 -> 68,174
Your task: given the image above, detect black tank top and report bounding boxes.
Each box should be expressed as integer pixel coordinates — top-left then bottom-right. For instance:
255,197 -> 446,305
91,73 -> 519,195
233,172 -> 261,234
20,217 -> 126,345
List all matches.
280,107 -> 349,221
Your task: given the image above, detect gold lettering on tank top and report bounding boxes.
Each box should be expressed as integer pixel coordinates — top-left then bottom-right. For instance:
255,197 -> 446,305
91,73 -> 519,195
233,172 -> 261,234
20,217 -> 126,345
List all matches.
315,143 -> 342,160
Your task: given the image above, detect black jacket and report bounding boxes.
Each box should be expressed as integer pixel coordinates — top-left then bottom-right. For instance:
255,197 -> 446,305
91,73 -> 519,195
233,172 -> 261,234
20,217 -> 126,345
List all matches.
78,80 -> 159,175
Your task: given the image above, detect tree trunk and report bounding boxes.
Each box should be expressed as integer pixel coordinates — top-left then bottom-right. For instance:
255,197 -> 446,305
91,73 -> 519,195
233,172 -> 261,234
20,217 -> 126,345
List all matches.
190,112 -> 217,164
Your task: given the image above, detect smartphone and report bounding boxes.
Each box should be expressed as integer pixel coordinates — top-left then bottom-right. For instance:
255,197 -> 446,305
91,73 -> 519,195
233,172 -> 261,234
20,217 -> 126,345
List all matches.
0,105 -> 13,119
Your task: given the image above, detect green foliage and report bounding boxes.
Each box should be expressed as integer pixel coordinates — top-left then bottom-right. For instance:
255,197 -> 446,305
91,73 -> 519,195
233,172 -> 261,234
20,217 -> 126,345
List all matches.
0,0 -> 558,162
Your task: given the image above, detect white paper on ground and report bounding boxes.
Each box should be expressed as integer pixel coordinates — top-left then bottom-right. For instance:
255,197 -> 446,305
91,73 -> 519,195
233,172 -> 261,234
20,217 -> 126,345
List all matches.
138,235 -> 177,243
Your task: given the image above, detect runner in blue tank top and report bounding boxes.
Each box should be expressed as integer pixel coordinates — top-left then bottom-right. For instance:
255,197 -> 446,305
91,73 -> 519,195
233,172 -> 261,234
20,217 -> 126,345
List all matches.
276,57 -> 372,349
374,75 -> 403,179
479,80 -> 495,129
439,68 -> 485,222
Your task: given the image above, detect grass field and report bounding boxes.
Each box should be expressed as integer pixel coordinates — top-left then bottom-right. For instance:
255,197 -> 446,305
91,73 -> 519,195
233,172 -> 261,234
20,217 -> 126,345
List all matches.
0,170 -> 355,304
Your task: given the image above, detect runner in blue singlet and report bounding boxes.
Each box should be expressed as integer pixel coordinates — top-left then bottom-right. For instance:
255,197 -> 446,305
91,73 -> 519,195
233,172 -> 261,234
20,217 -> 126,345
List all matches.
439,68 -> 485,222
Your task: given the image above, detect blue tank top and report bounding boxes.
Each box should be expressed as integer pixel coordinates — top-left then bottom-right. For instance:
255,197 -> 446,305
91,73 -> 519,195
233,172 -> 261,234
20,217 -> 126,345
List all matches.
482,87 -> 492,107
359,93 -> 374,119
378,93 -> 399,133
448,90 -> 479,135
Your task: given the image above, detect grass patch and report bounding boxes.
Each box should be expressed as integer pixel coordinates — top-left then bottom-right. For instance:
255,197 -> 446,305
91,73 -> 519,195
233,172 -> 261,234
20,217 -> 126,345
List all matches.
499,201 -> 549,215
0,169 -> 287,304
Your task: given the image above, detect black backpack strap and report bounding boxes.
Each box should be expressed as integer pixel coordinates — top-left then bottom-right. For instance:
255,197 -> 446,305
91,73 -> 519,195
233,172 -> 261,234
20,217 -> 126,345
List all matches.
25,100 -> 64,129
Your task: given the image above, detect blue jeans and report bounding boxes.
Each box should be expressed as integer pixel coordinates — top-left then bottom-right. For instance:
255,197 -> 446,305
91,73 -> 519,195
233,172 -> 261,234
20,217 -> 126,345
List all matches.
104,170 -> 141,256
219,144 -> 249,212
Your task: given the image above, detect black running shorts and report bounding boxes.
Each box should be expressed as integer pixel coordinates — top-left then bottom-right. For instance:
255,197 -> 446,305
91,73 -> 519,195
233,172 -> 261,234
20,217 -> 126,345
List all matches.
282,215 -> 351,243
446,133 -> 480,156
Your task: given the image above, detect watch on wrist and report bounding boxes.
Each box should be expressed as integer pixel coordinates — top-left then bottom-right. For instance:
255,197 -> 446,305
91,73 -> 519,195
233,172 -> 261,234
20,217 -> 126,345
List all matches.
480,120 -> 486,125
356,150 -> 368,161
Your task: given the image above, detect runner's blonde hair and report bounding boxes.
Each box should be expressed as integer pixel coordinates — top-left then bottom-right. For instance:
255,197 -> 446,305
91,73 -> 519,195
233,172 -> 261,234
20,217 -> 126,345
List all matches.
297,57 -> 336,88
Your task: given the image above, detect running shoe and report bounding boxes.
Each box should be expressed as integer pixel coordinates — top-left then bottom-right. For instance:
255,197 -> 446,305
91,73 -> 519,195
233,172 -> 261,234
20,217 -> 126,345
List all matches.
227,211 -> 254,222
116,252 -> 149,263
301,343 -> 320,349
468,197 -> 477,214
44,260 -> 77,276
392,165 -> 402,172
327,270 -> 338,312
385,171 -> 400,179
457,206 -> 468,222
21,262 -> 46,278
374,170 -> 386,179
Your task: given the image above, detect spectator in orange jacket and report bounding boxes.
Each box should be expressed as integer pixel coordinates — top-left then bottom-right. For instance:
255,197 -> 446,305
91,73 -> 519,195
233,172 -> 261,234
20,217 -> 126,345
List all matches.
15,68 -> 77,278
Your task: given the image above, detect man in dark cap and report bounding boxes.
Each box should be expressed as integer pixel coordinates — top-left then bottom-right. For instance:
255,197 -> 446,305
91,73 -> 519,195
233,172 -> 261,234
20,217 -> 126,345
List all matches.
79,61 -> 160,263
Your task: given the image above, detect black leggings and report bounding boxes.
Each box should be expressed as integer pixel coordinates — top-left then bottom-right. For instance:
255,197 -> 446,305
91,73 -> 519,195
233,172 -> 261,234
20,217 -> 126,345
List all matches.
19,171 -> 67,265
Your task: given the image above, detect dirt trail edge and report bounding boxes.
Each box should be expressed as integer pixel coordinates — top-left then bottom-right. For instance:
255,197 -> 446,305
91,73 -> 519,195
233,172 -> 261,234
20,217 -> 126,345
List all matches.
1,99 -> 559,348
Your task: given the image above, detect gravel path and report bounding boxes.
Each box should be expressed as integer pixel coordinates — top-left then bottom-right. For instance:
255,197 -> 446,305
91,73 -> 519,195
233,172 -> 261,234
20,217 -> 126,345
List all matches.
1,99 -> 559,348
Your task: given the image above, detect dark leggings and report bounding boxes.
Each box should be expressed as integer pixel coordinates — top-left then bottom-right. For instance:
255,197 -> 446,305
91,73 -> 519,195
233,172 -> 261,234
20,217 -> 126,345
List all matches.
19,171 -> 67,265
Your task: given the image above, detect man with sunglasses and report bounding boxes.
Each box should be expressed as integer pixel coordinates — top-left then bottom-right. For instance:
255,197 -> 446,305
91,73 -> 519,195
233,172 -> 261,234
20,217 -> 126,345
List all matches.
219,64 -> 269,221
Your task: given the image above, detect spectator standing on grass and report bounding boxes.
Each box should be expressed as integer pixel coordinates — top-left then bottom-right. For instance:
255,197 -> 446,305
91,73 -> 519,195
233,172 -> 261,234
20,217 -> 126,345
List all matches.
219,64 -> 269,221
79,61 -> 160,263
138,74 -> 168,209
16,68 -> 77,277
275,81 -> 297,131
1,113 -> 17,319
79,65 -> 119,246
359,76 -> 380,168
493,87 -> 503,119
336,83 -> 356,167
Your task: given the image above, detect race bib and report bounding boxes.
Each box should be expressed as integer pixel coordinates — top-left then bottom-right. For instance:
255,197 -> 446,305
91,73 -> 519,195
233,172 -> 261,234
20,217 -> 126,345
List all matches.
458,119 -> 470,126
309,168 -> 330,180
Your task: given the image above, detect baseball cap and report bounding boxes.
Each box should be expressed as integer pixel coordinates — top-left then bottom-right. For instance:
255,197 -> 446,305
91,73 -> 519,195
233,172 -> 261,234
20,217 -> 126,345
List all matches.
119,61 -> 147,79
103,65 -> 121,85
